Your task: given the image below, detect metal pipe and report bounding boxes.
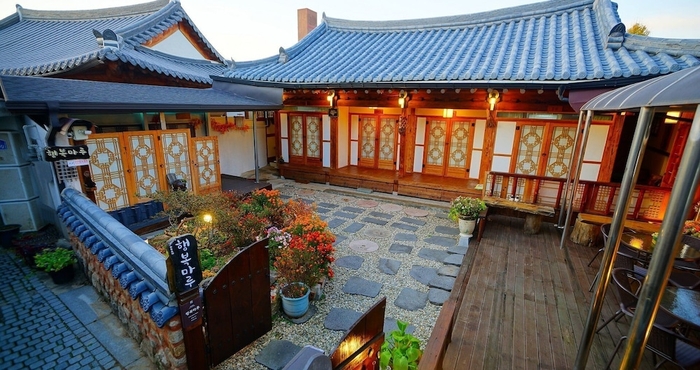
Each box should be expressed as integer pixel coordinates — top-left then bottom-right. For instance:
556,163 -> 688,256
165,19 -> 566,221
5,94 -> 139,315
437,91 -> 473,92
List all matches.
557,111 -> 585,227
253,111 -> 260,183
559,111 -> 593,249
574,106 -> 654,369
620,104 -> 700,369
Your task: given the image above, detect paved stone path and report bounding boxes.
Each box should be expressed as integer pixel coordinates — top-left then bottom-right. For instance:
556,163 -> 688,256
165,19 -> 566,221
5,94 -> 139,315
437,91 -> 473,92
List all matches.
0,249 -> 152,370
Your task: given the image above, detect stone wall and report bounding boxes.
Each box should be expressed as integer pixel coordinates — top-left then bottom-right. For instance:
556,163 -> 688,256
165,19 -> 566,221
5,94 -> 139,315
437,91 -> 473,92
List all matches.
70,233 -> 186,369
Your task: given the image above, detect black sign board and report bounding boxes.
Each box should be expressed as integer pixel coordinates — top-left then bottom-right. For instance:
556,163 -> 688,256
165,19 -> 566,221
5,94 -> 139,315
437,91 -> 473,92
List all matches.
44,145 -> 90,162
166,234 -> 203,293
328,108 -> 338,118
179,293 -> 203,330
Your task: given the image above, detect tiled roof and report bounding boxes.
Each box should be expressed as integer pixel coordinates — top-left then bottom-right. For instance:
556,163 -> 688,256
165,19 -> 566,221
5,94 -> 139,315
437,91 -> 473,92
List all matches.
0,0 -> 228,84
226,0 -> 700,86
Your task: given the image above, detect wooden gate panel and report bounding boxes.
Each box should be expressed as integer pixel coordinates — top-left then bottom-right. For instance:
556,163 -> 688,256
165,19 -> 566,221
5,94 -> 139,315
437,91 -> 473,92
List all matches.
203,261 -> 235,366
249,239 -> 272,337
227,245 -> 253,354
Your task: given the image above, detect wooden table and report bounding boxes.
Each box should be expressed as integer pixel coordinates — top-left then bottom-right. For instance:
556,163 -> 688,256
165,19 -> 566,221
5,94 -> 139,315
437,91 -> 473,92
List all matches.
661,286 -> 700,330
482,196 -> 555,234
620,233 -> 700,261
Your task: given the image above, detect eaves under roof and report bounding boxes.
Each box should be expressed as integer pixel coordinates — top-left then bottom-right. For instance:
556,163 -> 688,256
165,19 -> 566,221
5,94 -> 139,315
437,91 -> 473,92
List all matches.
226,0 -> 700,88
0,0 -> 228,84
0,75 -> 283,114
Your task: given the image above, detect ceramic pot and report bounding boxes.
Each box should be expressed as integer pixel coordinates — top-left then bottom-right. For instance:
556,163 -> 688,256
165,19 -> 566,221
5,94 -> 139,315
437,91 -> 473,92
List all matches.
458,219 -> 476,236
280,282 -> 310,318
48,265 -> 75,285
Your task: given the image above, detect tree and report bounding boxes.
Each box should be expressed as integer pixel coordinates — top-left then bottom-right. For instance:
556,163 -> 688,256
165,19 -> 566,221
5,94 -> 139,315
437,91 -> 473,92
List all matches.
628,22 -> 650,36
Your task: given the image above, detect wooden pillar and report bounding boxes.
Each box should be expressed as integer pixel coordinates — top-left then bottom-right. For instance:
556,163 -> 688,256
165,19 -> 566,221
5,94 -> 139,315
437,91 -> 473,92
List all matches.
479,110 -> 498,182
598,112 -> 626,182
404,108 -> 417,176
330,116 -> 338,169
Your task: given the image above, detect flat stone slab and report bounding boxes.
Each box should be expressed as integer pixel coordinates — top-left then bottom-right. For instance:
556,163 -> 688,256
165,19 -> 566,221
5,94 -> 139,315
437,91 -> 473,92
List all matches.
399,217 -> 427,226
428,288 -> 451,306
384,317 -> 416,334
364,228 -> 392,239
300,198 -> 315,205
389,243 -> 413,254
404,208 -> 429,217
435,225 -> 460,235
333,211 -> 359,219
357,199 -> 379,208
362,217 -> 388,226
458,235 -> 470,247
255,340 -> 302,370
325,308 -> 362,331
327,218 -> 346,229
380,203 -> 403,212
369,211 -> 393,219
444,254 -> 464,266
333,235 -> 347,246
342,277 -> 383,297
424,236 -> 456,248
287,305 -> 318,324
394,233 -> 418,242
410,265 -> 438,285
343,222 -> 365,233
429,276 -> 456,291
437,265 -> 460,277
298,189 -> 315,196
391,222 -> 419,232
394,288 -> 428,311
341,206 -> 364,214
349,239 -> 379,253
447,245 -> 468,255
318,202 -> 339,209
418,248 -> 450,262
316,207 -> 331,214
378,258 -> 401,275
335,255 -> 364,270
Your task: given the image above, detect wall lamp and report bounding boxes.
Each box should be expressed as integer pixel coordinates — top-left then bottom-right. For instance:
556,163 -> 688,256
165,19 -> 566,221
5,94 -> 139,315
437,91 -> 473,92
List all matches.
487,90 -> 500,111
327,90 -> 335,107
398,90 -> 408,108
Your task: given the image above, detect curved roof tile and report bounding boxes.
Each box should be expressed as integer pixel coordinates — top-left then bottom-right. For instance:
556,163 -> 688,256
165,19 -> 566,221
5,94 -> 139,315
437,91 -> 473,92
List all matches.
227,0 -> 700,86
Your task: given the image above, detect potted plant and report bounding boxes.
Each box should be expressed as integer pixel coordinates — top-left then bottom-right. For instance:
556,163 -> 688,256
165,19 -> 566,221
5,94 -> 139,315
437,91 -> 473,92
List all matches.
34,247 -> 76,284
448,196 -> 486,236
273,235 -> 327,318
379,320 -> 422,370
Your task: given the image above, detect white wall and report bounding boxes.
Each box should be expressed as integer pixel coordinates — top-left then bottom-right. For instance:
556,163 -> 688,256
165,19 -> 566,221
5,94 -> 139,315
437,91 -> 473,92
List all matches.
216,118 -> 256,176
149,29 -> 207,60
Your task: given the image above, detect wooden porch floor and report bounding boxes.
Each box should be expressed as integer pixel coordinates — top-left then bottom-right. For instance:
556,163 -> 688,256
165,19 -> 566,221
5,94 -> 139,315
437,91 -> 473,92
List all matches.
441,215 -> 661,370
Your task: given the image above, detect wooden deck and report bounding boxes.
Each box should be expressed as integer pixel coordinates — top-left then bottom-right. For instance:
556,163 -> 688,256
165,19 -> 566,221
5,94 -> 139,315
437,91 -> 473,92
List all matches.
432,215 -> 660,370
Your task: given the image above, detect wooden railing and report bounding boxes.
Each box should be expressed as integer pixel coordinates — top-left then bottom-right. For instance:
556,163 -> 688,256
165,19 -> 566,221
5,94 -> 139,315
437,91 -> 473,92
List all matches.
484,172 -> 672,222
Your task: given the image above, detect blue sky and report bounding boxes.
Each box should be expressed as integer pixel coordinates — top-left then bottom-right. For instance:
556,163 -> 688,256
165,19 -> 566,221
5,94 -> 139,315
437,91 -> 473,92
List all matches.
2,0 -> 698,61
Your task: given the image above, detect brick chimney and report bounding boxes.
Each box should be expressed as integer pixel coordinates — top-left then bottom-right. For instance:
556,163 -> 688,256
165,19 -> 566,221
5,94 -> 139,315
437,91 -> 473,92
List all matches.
297,8 -> 317,41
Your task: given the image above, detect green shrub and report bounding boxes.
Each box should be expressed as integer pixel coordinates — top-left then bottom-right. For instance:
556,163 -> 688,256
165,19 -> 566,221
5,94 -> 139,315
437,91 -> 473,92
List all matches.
379,320 -> 422,370
34,248 -> 76,272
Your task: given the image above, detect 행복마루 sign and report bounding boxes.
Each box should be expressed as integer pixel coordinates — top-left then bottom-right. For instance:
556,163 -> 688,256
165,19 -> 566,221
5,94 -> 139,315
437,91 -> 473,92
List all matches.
166,234 -> 203,293
44,145 -> 90,162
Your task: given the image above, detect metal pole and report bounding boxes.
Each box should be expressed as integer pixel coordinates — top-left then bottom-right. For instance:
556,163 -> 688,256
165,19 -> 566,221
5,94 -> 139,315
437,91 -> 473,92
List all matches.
620,104 -> 700,369
574,106 -> 654,369
253,111 -> 260,183
559,111 -> 593,249
557,111 -> 585,227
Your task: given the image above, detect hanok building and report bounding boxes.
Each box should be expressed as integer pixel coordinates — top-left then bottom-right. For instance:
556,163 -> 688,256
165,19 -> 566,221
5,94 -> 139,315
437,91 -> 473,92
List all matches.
225,0 -> 700,220
0,0 -> 281,230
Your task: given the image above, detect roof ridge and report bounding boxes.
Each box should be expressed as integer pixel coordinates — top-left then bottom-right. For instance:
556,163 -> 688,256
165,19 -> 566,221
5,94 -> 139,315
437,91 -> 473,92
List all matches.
16,0 -> 168,21
324,0 -> 593,31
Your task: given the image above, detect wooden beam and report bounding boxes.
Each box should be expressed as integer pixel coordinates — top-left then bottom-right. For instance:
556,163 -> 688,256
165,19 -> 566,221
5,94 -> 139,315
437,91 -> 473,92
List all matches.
599,113 -> 625,182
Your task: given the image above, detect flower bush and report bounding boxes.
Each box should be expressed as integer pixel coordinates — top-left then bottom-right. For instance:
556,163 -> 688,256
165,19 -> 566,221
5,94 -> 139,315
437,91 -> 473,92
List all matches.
683,220 -> 700,238
448,196 -> 486,221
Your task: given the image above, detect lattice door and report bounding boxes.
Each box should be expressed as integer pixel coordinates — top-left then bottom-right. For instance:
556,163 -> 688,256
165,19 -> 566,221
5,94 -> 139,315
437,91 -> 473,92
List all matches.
544,126 -> 575,178
287,114 -> 322,166
358,117 -> 377,168
160,130 -> 192,186
423,120 -> 448,176
191,137 -> 220,194
124,132 -> 163,205
424,119 -> 471,177
85,134 -> 130,211
514,125 -> 545,175
445,120 -> 471,178
378,117 -> 397,170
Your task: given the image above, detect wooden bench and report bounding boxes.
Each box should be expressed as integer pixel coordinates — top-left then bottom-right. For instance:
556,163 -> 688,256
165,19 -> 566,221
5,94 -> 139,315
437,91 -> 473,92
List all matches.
482,196 -> 556,234
570,212 -> 661,246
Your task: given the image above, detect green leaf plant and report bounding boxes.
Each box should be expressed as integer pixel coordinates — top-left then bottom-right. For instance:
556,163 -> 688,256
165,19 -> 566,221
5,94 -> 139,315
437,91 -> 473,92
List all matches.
379,320 -> 422,370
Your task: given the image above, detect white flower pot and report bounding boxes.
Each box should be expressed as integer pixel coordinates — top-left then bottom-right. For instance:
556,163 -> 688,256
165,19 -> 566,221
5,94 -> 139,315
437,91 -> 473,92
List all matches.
458,219 -> 476,236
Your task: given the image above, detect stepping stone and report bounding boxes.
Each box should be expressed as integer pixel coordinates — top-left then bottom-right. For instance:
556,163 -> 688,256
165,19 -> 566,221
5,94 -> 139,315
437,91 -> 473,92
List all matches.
349,239 -> 379,253
444,254 -> 464,266
391,223 -> 419,232
364,228 -> 392,239
389,243 -> 413,254
280,195 -> 292,200
394,233 -> 417,242
320,215 -> 329,221
316,207 -> 331,214
362,217 -> 388,226
336,255 -> 364,270
318,202 -> 339,209
356,188 -> 373,194
418,248 -> 450,262
380,203 -> 403,212
428,288 -> 451,306
369,211 -> 393,219
287,305 -> 318,324
435,225 -> 459,236
384,317 -> 416,334
448,245 -> 468,255
333,211 -> 359,219
424,236 -> 455,248
457,235 -> 470,247
357,199 -> 379,208
325,308 -> 362,331
342,276 -> 382,297
399,217 -> 426,226
410,265 -> 438,285
333,235 -> 347,246
429,276 -> 456,291
378,258 -> 401,275
394,288 -> 428,311
327,218 -> 346,229
255,340 -> 302,370
435,211 -> 450,219
343,222 -> 365,233
341,206 -> 364,214
437,265 -> 460,278
404,208 -> 429,217
300,198 -> 315,205
298,189 -> 315,196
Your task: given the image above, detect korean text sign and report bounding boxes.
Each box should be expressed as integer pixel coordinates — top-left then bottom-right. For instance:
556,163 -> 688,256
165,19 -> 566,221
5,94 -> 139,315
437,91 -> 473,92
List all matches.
166,234 -> 203,293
